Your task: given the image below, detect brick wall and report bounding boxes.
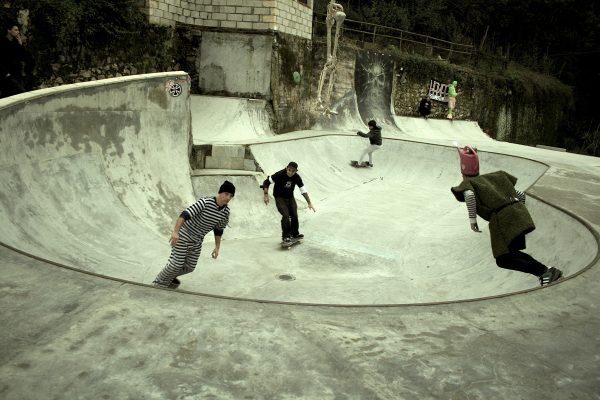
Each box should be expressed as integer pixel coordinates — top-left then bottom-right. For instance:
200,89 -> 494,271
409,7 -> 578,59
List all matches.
144,0 -> 313,39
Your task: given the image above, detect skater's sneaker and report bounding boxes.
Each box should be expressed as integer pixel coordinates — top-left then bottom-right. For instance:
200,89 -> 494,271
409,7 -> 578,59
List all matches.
539,267 -> 563,286
152,278 -> 181,289
366,162 -> 373,167
292,233 -> 304,239
169,277 -> 181,289
282,236 -> 292,243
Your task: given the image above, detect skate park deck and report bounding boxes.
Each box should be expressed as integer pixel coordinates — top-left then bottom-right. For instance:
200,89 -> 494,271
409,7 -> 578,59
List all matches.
1,73 -> 600,399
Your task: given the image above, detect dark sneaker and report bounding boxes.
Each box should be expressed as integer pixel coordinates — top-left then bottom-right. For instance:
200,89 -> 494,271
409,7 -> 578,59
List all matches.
169,277 -> 181,289
292,233 -> 304,239
282,236 -> 292,243
367,162 -> 373,167
539,267 -> 563,286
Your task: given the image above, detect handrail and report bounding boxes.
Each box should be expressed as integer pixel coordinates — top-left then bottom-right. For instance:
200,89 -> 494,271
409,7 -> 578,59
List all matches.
313,12 -> 475,59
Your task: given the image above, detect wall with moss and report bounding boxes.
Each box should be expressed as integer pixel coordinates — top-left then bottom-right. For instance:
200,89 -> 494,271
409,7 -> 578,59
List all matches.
270,32 -> 314,133
37,26 -> 178,88
390,53 -> 573,147
2,3 -> 179,89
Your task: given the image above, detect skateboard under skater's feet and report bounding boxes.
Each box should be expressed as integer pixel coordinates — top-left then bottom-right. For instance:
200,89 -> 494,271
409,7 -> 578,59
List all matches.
350,160 -> 371,168
281,236 -> 303,249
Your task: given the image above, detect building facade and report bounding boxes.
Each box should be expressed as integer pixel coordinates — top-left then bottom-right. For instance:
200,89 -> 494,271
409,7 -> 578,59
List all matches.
142,0 -> 314,39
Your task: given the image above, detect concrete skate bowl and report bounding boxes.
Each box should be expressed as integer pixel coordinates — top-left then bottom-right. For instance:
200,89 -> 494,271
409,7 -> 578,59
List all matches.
0,75 -> 597,306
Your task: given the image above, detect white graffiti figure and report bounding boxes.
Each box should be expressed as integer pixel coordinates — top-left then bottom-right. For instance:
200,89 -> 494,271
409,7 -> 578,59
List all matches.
317,0 -> 346,115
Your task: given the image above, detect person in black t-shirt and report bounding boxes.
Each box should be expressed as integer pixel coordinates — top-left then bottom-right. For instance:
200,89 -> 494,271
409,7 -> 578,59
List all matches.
262,161 -> 315,242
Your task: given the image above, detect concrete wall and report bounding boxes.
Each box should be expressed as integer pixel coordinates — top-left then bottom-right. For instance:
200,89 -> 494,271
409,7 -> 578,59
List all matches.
144,0 -> 313,39
199,31 -> 272,97
0,73 -> 194,242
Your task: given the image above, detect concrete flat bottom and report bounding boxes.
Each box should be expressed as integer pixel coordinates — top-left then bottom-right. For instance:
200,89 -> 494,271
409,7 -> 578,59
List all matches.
1,82 -> 599,399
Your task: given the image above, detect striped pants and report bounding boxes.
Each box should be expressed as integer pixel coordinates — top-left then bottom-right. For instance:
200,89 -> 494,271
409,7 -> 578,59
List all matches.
153,240 -> 202,287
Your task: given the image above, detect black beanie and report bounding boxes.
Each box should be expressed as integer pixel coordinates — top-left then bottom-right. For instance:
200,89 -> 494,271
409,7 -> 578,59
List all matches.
219,180 -> 235,196
287,161 -> 298,169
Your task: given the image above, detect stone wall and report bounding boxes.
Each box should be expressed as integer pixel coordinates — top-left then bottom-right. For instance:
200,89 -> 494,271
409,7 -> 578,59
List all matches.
143,0 -> 313,39
270,32 -> 314,133
390,57 -> 572,146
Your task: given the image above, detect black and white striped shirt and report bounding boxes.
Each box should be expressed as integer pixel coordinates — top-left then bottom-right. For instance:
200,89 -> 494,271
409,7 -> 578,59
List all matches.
179,197 -> 230,243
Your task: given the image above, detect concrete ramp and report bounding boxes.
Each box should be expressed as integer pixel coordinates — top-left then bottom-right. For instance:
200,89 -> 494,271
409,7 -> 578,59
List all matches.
394,115 -> 495,143
355,50 -> 401,133
0,73 -> 195,283
312,90 -> 368,132
191,95 -> 273,144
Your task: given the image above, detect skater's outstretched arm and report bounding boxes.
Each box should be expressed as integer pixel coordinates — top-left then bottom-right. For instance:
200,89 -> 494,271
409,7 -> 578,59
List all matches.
464,190 -> 481,232
302,192 -> 315,212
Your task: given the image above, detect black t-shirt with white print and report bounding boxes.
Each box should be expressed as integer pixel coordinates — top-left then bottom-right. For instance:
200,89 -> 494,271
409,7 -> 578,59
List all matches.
269,169 -> 304,199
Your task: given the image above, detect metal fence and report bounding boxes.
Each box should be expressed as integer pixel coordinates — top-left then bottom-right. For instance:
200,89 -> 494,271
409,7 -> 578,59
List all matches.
312,12 -> 476,63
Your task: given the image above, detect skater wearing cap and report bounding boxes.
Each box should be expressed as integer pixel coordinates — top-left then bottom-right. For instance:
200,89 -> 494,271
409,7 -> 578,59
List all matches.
262,162 -> 315,242
152,180 -> 235,289
450,145 -> 563,286
446,80 -> 459,120
356,119 -> 382,167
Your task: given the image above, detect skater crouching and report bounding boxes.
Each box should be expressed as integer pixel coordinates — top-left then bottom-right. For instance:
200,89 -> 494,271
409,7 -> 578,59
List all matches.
450,144 -> 563,286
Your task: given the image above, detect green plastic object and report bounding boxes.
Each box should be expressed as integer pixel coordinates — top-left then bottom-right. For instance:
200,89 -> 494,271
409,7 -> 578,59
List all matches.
293,71 -> 301,84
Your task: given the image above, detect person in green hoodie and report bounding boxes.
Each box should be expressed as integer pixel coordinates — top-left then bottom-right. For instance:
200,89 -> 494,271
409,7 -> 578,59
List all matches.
450,143 -> 563,286
446,80 -> 459,120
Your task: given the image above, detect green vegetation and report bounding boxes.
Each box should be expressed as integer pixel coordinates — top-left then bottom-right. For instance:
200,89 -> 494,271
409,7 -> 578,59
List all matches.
2,0 -> 175,81
315,0 -> 599,155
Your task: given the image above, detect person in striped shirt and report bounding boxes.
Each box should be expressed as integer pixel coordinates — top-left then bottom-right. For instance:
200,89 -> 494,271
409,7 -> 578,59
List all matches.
450,145 -> 563,286
152,180 -> 235,289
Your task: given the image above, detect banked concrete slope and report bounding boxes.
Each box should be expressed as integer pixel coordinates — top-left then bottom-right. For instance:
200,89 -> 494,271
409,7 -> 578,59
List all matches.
246,137 -> 595,303
0,73 -> 195,281
191,95 -> 274,144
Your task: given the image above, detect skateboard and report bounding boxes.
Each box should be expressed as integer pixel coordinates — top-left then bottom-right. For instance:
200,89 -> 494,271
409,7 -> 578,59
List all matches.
350,160 -> 370,168
281,237 -> 303,249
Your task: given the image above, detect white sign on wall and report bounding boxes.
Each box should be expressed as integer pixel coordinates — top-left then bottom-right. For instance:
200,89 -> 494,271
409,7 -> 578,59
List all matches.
429,79 -> 449,102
